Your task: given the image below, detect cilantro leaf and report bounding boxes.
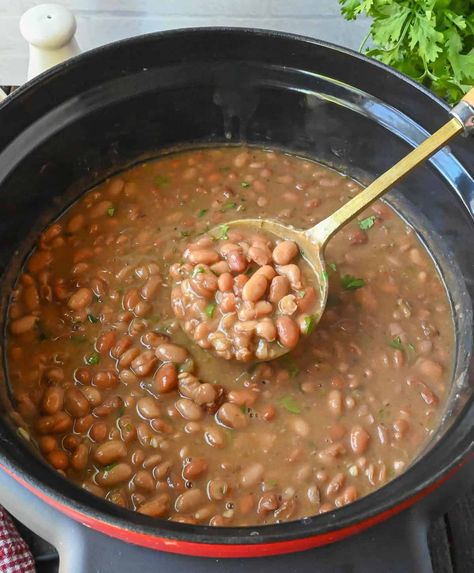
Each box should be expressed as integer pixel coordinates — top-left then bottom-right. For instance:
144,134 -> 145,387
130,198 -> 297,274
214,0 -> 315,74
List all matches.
107,207 -> 115,217
389,336 -> 404,350
279,395 -> 301,414
87,314 -> 99,324
87,351 -> 100,365
197,208 -> 208,218
221,201 -> 237,211
358,216 -> 376,230
240,181 -> 250,188
339,0 -> 474,104
205,303 -> 217,318
341,274 -> 366,290
213,224 -> 230,240
302,315 -> 317,335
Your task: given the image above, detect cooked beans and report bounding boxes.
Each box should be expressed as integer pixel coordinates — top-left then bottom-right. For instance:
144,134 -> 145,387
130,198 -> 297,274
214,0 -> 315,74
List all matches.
172,233 -> 318,360
7,146 -> 452,527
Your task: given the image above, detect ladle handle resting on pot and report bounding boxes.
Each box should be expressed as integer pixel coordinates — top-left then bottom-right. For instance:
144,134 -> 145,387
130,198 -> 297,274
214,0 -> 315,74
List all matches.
306,86 -> 474,248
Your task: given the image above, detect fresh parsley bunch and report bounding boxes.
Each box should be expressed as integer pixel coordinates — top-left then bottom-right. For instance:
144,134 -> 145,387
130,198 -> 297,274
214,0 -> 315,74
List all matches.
339,0 -> 474,103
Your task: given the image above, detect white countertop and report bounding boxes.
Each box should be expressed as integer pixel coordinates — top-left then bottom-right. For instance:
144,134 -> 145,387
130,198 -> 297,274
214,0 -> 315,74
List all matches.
0,0 -> 369,86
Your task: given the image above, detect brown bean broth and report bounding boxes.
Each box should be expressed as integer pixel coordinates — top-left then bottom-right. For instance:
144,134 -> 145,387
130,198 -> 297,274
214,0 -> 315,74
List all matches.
7,147 -> 453,525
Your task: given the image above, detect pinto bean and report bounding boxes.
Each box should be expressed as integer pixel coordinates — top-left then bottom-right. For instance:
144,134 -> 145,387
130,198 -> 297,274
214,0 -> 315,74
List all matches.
227,250 -> 248,273
111,335 -> 133,358
41,387 -> 65,415
95,331 -> 116,355
216,402 -> 248,429
241,273 -> 267,303
92,370 -> 119,389
141,276 -> 161,300
240,463 -> 264,487
10,315 -> 38,335
183,458 -> 208,480
175,489 -> 204,513
187,249 -> 220,265
272,241 -> 298,265
155,343 -> 188,363
131,350 -> 158,377
67,288 -> 93,310
218,273 -> 234,292
276,264 -> 301,288
269,275 -> 290,303
137,397 -> 161,419
71,444 -> 89,471
96,463 -> 132,486
175,399 -> 203,421
350,425 -> 370,455
36,412 -> 72,435
248,246 -> 272,266
47,450 -> 69,470
256,318 -> 277,341
64,388 -> 90,418
153,363 -> 178,393
94,440 -> 127,465
138,494 -> 170,517
275,316 -> 300,348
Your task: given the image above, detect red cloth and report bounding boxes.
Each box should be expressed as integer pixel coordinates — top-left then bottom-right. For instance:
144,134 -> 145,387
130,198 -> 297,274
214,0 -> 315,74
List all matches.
0,508 -> 35,573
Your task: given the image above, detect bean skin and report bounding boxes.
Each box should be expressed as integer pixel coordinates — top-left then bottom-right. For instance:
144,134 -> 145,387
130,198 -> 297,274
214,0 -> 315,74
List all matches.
153,363 -> 178,393
155,343 -> 188,363
175,489 -> 204,512
272,241 -> 298,265
183,458 -> 208,480
138,494 -> 170,517
41,387 -> 65,415
350,425 -> 370,455
187,249 -> 220,265
94,440 -> 127,465
240,462 -> 264,487
64,388 -> 90,418
242,274 -> 268,302
216,402 -> 248,429
175,399 -> 204,421
136,397 -> 161,419
96,463 -> 132,486
10,315 -> 38,335
275,316 -> 300,348
67,288 -> 93,310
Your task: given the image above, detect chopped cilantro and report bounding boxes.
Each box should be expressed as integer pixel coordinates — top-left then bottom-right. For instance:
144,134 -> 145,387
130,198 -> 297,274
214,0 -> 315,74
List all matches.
407,343 -> 416,352
107,207 -> 115,217
240,181 -> 250,188
302,314 -> 317,335
103,463 -> 117,472
389,337 -> 404,350
289,365 -> 301,378
87,314 -> 99,324
341,274 -> 366,290
36,322 -> 50,341
193,266 -> 205,276
221,201 -> 237,212
296,290 -> 306,299
197,208 -> 208,218
265,479 -> 278,489
329,262 -> 337,272
87,351 -> 100,365
125,424 -> 133,432
320,270 -> 329,282
279,395 -> 301,414
219,166 -> 230,172
358,216 -> 376,230
240,405 -> 249,414
213,224 -> 230,240
154,175 -> 170,187
117,406 -> 125,417
205,303 -> 217,318
180,230 -> 191,238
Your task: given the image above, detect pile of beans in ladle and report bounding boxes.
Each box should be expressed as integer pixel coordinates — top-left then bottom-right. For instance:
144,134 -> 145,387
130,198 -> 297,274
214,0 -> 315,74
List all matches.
170,227 -> 320,361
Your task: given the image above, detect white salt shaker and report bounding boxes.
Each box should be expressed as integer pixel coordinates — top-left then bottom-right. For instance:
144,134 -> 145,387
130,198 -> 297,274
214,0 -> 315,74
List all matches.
20,3 -> 81,81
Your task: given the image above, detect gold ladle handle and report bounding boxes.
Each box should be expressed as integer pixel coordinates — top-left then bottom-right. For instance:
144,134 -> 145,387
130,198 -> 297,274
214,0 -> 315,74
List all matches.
305,86 -> 474,248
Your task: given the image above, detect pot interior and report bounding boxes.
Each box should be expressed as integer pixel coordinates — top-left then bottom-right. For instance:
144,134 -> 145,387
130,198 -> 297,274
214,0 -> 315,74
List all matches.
0,29 -> 473,541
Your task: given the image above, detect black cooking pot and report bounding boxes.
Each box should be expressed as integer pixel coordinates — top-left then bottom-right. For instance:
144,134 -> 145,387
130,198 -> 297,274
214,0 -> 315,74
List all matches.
0,29 -> 473,573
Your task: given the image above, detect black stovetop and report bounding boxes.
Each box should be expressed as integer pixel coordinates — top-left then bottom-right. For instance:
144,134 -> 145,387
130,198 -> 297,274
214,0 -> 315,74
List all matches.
12,486 -> 474,573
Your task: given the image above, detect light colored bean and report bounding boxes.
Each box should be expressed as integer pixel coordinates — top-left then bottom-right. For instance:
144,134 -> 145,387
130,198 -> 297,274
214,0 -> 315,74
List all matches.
175,489 -> 205,513
131,350 -> 158,377
272,241 -> 298,265
41,387 -> 65,415
350,425 -> 370,455
187,249 -> 220,265
218,272 -> 234,292
226,250 -> 248,273
141,276 -> 161,300
276,264 -> 301,288
240,462 -> 264,487
242,274 -> 268,302
94,440 -> 127,465
155,343 -> 188,363
216,402 -> 248,429
288,416 -> 310,438
269,275 -> 290,303
417,358 -> 443,380
137,397 -> 161,419
175,399 -> 203,421
256,318 -> 277,341
254,265 -> 277,281
67,288 -> 93,310
248,246 -> 272,266
207,478 -> 228,500
10,315 -> 38,335
96,463 -> 132,486
328,389 -> 343,416
204,426 -> 225,448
